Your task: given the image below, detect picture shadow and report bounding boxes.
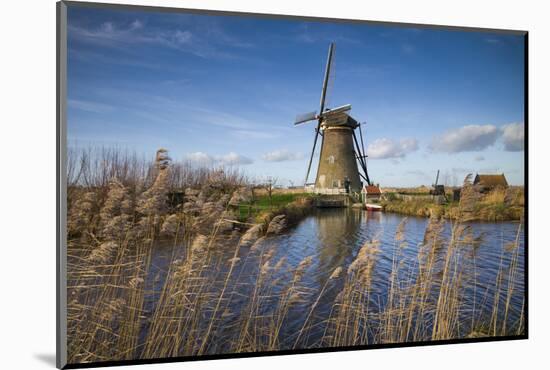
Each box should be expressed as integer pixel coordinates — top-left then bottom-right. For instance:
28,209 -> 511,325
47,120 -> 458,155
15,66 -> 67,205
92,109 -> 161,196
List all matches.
34,353 -> 56,367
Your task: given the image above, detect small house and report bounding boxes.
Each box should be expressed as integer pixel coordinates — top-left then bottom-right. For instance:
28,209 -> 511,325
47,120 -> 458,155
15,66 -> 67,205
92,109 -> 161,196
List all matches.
473,174 -> 508,192
362,184 -> 382,203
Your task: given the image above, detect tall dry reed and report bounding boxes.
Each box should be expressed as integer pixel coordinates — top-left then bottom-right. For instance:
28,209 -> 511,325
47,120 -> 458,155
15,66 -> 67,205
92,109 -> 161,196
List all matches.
67,155 -> 525,366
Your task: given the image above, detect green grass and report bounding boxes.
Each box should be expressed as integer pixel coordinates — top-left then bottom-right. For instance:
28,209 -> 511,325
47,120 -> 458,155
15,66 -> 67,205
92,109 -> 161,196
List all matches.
382,189 -> 523,221
237,193 -> 310,221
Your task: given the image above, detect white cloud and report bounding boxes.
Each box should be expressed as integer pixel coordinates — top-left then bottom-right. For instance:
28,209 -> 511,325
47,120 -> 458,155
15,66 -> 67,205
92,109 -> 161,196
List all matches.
430,124 -> 499,153
70,21 -> 195,49
262,149 -> 304,162
68,99 -> 114,113
367,138 -> 418,159
474,155 -> 485,161
501,123 -> 524,151
130,19 -> 143,30
68,18 -> 249,59
185,152 -> 212,165
220,152 -> 253,165
233,130 -> 279,140
101,22 -> 114,33
185,151 -> 253,166
187,105 -> 275,131
173,30 -> 193,44
406,170 -> 429,178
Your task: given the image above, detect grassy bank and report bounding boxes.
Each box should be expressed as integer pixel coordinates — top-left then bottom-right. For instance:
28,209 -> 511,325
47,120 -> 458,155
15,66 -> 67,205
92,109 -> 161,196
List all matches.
382,186 -> 524,222
237,192 -> 313,223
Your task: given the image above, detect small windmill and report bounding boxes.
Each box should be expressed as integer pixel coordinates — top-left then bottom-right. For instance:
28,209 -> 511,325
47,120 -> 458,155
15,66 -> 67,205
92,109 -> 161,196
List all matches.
430,169 -> 448,202
294,43 -> 371,192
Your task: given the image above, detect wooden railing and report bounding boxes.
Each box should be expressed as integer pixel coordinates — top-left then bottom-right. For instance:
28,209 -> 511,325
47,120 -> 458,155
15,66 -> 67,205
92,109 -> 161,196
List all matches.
305,187 -> 349,195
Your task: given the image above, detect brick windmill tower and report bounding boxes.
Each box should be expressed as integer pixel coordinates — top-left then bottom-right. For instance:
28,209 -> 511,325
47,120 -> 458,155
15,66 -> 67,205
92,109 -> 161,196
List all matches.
294,43 -> 371,193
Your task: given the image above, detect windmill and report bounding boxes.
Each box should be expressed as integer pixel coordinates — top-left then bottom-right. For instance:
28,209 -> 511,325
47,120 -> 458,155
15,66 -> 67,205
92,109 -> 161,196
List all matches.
294,43 -> 371,192
430,169 -> 448,202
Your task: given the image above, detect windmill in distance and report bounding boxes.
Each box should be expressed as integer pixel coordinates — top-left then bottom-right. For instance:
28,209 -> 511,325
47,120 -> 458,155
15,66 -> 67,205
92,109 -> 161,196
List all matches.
294,42 -> 372,193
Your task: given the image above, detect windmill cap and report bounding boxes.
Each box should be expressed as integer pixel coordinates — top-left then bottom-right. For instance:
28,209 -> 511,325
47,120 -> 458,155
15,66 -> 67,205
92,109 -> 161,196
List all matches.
319,104 -> 351,117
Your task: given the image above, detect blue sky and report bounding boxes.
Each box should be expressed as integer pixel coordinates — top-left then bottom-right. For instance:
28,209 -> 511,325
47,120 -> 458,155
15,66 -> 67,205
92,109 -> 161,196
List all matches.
67,5 -> 525,187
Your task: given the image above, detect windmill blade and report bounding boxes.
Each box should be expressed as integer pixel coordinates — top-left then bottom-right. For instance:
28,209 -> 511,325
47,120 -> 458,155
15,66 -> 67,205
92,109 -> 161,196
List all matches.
355,163 -> 369,183
352,131 -> 371,186
302,42 -> 336,186
304,127 -> 320,185
352,131 -> 367,174
294,111 -> 317,125
303,43 -> 335,185
324,45 -> 336,111
357,122 -> 372,185
358,122 -> 367,160
319,42 -> 335,114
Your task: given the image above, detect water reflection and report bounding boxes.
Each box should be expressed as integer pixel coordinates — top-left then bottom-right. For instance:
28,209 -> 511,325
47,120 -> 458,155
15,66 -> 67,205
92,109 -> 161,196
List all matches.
258,208 -> 524,343
144,208 -> 525,350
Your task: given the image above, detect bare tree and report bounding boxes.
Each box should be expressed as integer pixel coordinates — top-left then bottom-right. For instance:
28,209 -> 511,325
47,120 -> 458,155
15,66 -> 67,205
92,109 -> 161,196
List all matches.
264,176 -> 278,210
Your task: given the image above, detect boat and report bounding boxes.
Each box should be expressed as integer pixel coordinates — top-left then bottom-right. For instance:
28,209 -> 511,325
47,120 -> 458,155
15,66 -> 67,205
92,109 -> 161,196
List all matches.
365,203 -> 382,212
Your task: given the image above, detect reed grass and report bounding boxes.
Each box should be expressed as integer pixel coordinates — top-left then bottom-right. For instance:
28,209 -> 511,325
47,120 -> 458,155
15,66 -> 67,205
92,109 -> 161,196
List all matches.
382,186 -> 524,222
66,150 -> 525,364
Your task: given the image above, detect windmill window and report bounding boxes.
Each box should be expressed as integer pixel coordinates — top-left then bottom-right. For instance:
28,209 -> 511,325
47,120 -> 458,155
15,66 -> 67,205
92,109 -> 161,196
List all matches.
328,155 -> 335,164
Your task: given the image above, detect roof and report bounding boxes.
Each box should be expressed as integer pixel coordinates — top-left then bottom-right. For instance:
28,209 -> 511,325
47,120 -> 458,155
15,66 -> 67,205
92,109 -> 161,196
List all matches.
363,185 -> 381,194
319,104 -> 351,116
320,104 -> 359,128
473,174 -> 508,187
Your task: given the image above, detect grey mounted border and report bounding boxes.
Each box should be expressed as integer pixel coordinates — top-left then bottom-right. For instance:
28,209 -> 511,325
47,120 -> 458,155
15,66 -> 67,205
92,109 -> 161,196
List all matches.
57,1 -> 68,368
56,1 -> 529,369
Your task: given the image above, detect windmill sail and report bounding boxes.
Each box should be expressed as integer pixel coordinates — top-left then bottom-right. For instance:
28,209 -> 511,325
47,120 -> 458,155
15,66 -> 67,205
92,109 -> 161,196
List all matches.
357,122 -> 372,185
303,126 -> 321,185
304,42 -> 335,185
352,130 -> 371,186
319,42 -> 335,114
324,44 -> 336,111
294,111 -> 317,125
